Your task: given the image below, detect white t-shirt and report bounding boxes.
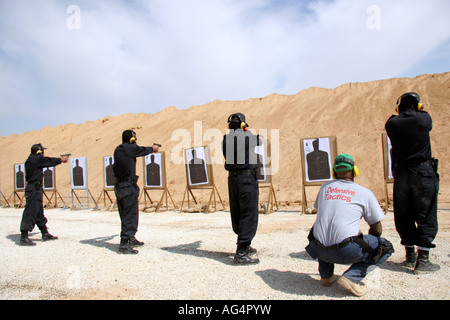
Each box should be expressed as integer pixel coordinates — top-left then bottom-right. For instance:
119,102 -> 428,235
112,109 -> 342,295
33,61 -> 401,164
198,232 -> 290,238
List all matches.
312,180 -> 385,246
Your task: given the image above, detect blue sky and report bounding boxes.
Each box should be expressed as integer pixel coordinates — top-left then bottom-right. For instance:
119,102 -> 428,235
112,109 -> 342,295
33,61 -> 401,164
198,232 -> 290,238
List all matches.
1,0 -> 450,137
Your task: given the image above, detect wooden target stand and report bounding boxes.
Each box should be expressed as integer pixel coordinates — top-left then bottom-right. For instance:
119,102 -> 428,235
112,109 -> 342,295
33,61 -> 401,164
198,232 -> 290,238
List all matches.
181,184 -> 224,213
258,183 -> 278,214
140,152 -> 177,212
300,136 -> 337,214
180,146 -> 224,213
96,156 -> 117,211
10,163 -> 25,208
256,140 -> 278,214
0,190 -> 10,207
382,133 -> 394,214
96,188 -> 116,211
43,188 -> 65,208
10,190 -> 25,208
42,167 -> 64,208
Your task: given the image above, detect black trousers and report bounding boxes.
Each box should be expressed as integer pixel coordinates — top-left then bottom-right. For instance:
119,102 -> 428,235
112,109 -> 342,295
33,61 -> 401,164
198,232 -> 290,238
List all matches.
114,182 -> 140,240
228,173 -> 259,248
393,165 -> 439,248
20,184 -> 48,232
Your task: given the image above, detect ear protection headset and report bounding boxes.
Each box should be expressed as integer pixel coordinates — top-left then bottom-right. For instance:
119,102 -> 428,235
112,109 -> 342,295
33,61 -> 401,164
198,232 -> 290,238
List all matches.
396,92 -> 423,113
35,144 -> 45,155
227,113 -> 249,131
332,156 -> 359,178
130,131 -> 136,144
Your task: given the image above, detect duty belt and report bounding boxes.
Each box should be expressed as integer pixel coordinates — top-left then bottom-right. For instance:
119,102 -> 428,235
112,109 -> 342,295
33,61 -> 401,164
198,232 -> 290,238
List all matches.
26,180 -> 42,190
394,159 -> 432,168
117,176 -> 139,184
229,169 -> 254,176
315,237 -> 356,250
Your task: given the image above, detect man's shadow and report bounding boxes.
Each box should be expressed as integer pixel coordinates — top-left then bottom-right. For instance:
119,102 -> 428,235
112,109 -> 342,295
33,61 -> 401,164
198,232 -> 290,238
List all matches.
253,251 -> 346,298
7,232 -> 40,246
255,269 -> 348,298
80,234 -> 120,253
161,241 -> 235,265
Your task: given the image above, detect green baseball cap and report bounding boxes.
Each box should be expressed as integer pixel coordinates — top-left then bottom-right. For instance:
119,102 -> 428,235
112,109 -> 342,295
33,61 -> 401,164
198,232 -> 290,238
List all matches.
333,153 -> 355,172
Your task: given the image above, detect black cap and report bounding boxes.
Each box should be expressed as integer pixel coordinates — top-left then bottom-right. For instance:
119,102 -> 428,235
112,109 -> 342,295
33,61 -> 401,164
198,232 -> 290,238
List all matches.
31,143 -> 47,155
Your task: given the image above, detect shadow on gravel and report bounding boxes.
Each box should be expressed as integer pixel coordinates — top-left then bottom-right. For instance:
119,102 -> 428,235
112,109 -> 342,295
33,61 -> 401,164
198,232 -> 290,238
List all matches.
6,232 -> 40,246
161,240 -> 235,265
255,269 -> 347,298
80,234 -> 120,253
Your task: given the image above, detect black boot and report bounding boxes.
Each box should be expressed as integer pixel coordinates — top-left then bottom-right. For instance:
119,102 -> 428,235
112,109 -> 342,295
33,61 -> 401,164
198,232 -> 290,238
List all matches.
40,226 -> 58,241
19,231 -> 36,246
414,250 -> 440,274
129,237 -> 144,247
404,246 -> 416,268
118,239 -> 139,254
234,246 -> 259,265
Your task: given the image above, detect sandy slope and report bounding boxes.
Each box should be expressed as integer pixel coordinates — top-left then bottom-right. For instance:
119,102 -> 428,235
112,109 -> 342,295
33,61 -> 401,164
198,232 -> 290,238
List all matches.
1,72 -> 449,209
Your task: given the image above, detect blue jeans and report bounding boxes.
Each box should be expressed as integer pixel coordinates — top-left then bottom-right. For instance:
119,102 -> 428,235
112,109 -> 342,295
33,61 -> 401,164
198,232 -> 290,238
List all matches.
305,235 -> 394,283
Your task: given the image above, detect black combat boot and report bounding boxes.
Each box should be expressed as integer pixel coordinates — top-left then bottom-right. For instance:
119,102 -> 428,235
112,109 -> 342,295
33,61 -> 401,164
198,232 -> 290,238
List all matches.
129,237 -> 144,247
414,250 -> 440,274
404,246 -> 416,267
40,225 -> 58,241
118,239 -> 139,254
19,231 -> 36,246
234,245 -> 259,265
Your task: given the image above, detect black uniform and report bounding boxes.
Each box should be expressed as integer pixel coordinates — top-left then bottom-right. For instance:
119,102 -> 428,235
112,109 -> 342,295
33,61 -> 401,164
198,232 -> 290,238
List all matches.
20,154 -> 62,233
385,109 -> 439,249
113,142 -> 153,241
222,129 -> 259,250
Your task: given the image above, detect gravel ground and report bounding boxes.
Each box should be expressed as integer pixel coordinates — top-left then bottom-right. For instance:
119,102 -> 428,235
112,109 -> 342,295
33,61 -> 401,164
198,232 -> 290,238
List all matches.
0,206 -> 449,301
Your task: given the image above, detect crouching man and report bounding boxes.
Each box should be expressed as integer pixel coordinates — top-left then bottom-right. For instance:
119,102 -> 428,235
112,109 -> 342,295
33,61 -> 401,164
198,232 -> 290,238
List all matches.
305,153 -> 394,297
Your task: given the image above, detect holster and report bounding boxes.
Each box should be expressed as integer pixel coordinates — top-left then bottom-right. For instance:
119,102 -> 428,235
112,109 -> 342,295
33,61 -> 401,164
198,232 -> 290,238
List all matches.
431,158 -> 439,179
34,181 -> 42,190
353,236 -> 393,264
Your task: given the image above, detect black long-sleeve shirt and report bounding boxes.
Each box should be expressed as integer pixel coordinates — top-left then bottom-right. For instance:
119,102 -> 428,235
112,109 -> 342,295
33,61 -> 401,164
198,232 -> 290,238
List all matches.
25,154 -> 62,183
113,143 -> 153,179
385,110 -> 433,165
222,129 -> 259,172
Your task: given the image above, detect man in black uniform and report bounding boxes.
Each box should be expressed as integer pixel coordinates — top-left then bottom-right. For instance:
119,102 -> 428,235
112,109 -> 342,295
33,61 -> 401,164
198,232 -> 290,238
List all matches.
222,113 -> 261,264
385,92 -> 440,274
113,130 -> 160,254
19,144 -> 69,246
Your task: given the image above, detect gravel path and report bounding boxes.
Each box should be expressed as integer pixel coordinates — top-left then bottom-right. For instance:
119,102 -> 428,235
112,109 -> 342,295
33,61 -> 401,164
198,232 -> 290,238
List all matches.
1,207 -> 449,300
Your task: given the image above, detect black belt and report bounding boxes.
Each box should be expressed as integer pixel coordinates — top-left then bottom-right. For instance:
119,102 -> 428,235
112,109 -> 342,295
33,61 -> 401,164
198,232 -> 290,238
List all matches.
315,237 -> 356,250
394,159 -> 432,168
229,169 -> 253,176
117,176 -> 139,183
27,180 -> 41,186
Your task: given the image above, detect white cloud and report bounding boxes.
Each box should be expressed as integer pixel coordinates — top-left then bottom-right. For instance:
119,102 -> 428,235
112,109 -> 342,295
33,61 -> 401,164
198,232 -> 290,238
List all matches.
1,0 -> 450,135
